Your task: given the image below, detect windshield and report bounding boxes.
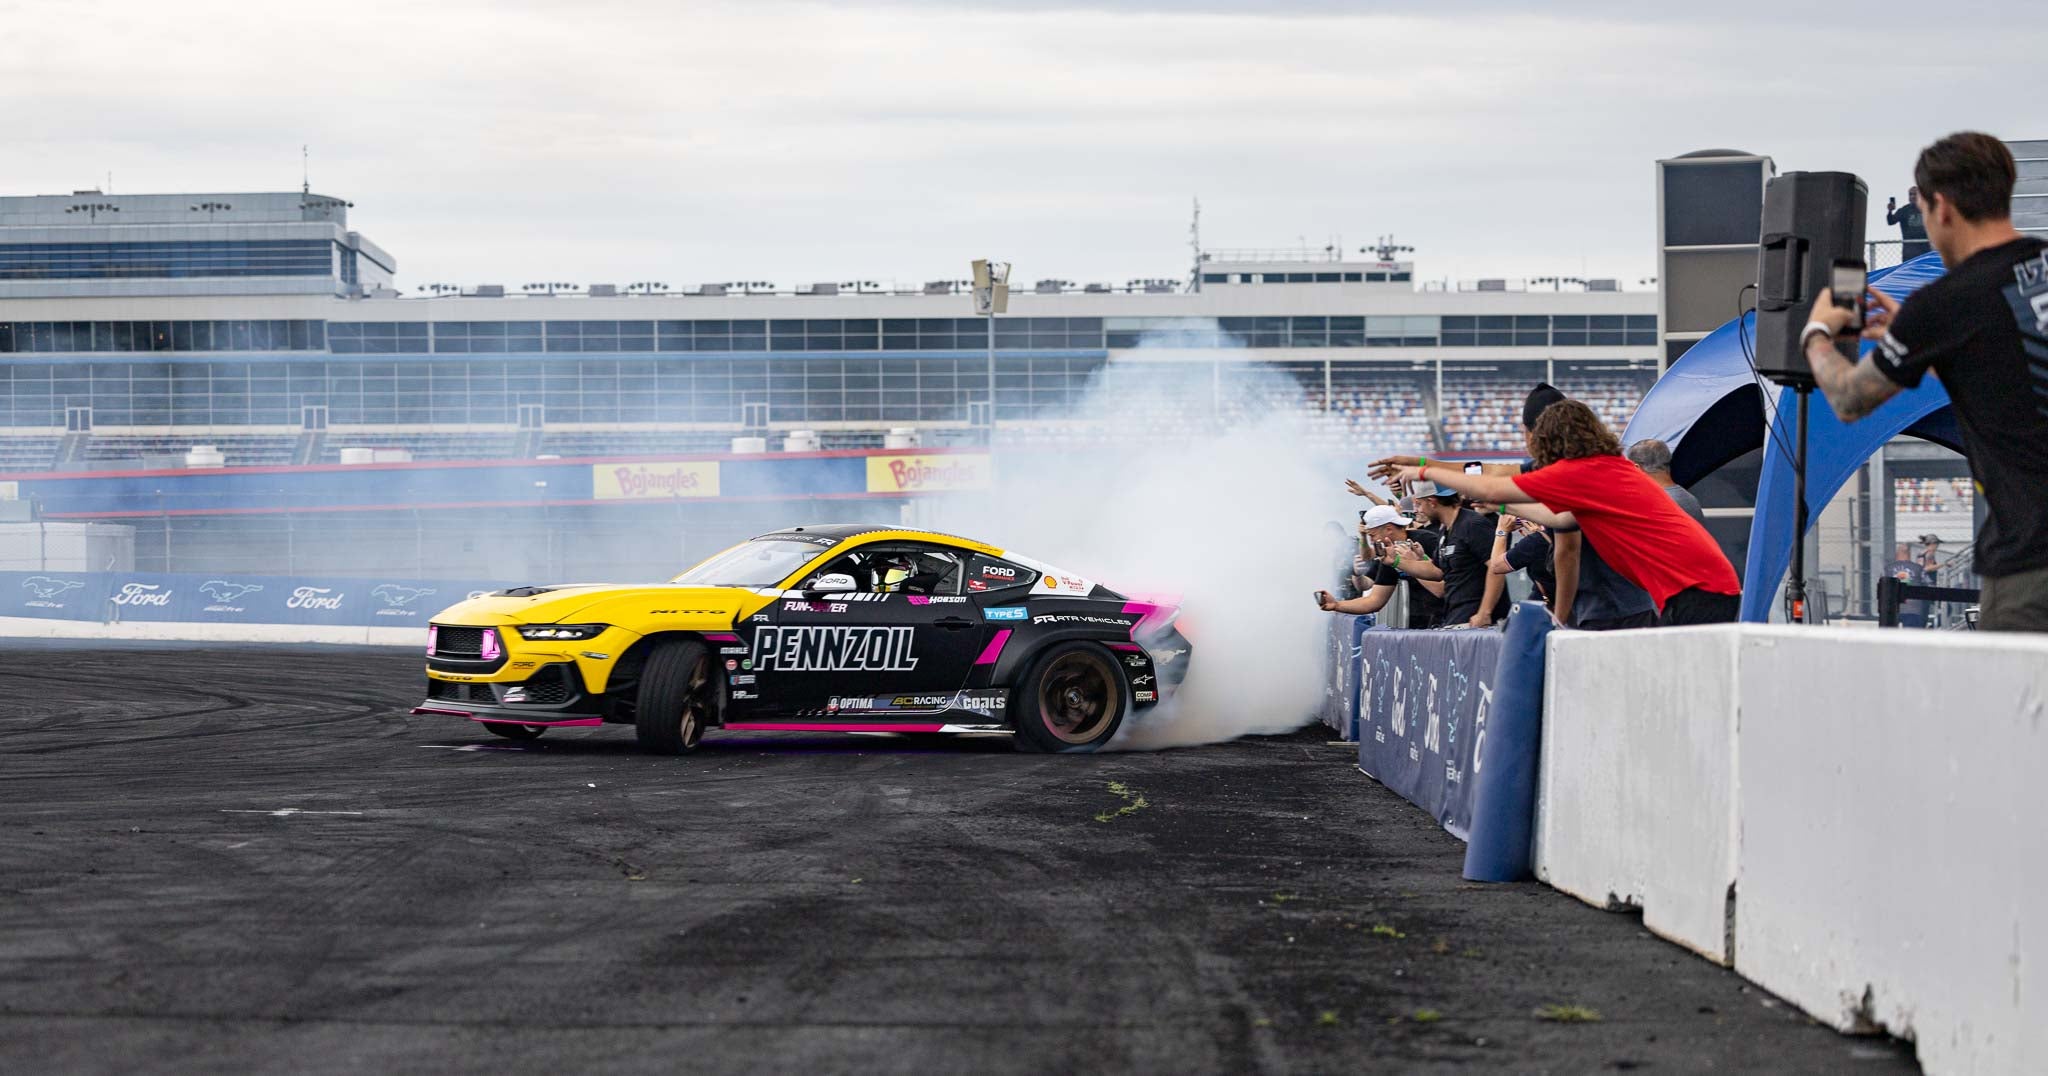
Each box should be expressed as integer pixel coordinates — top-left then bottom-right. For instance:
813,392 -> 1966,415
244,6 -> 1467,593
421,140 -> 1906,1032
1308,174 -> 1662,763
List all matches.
671,539 -> 829,587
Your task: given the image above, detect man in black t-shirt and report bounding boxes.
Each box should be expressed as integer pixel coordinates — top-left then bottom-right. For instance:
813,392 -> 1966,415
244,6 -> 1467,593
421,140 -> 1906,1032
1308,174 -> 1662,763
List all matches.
1403,480 -> 1509,628
1317,504 -> 1447,629
1805,132 -> 2048,631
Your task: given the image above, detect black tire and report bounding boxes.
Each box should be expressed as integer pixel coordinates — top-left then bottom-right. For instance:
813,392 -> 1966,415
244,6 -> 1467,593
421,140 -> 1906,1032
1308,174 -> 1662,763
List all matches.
634,638 -> 715,755
481,721 -> 547,741
1010,642 -> 1127,753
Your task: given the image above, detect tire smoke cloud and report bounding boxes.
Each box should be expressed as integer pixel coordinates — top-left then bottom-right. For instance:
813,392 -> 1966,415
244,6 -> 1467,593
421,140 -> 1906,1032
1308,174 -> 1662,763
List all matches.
924,357 -> 1350,750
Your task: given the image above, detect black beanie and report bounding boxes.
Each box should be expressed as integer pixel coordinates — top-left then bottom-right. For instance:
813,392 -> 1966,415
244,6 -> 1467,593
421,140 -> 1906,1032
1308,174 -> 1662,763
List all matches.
1522,383 -> 1567,431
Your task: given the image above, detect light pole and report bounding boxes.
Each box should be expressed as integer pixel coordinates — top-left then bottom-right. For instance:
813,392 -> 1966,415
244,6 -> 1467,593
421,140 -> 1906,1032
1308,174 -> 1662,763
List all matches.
1361,235 -> 1414,262
190,201 -> 232,221
971,259 -> 1010,432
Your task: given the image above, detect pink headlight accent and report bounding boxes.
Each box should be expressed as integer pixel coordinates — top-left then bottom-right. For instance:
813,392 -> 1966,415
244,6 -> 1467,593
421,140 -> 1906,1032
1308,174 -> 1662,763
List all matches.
480,629 -> 502,661
426,624 -> 439,656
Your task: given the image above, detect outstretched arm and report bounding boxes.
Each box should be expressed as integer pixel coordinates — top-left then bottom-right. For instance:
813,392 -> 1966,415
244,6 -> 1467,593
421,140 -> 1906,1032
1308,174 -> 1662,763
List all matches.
1370,461 -> 1533,506
1319,584 -> 1392,615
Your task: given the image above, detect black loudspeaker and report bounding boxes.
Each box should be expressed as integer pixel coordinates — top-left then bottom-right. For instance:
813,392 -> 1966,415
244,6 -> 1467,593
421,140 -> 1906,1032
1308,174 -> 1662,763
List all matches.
1754,171 -> 1867,385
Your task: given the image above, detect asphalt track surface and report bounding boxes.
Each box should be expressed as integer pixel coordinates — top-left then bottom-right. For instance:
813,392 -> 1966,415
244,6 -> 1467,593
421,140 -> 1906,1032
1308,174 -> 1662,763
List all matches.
1,642 -> 1919,1074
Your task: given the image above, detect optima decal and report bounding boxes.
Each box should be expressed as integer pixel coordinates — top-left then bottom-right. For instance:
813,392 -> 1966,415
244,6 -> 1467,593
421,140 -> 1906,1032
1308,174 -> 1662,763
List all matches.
752,626 -> 919,672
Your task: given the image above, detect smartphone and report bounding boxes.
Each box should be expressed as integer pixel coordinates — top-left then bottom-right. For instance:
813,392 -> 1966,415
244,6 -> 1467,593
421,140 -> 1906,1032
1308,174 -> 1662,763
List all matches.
1831,259 -> 1867,331
1313,590 -> 1328,608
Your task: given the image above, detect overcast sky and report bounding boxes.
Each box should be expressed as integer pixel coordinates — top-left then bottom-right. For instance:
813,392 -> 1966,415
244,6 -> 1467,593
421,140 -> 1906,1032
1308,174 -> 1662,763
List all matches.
7,0 -> 2042,291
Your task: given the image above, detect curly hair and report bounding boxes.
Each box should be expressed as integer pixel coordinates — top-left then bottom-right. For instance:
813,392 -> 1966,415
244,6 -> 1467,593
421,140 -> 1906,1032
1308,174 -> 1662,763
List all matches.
1529,399 -> 1622,469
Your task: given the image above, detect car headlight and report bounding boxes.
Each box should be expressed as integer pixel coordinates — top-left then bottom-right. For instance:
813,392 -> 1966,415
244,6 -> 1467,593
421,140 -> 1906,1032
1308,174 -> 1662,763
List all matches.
515,624 -> 609,641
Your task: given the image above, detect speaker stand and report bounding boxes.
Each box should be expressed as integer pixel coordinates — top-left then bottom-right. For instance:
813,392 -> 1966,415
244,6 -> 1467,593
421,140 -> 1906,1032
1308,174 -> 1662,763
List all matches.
1785,384 -> 1813,624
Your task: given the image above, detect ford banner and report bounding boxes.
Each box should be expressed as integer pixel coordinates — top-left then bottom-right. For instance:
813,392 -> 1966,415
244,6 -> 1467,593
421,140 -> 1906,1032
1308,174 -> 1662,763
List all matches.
1354,625 -> 1503,841
0,572 -> 510,628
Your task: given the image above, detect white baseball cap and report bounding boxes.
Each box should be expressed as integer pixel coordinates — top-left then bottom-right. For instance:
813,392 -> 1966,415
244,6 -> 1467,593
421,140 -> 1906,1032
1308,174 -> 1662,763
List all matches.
1361,504 -> 1412,529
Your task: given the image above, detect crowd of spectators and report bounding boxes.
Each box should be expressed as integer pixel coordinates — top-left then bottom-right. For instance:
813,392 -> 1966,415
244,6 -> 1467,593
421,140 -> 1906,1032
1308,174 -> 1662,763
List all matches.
1319,132 -> 2046,635
1318,382 -> 1741,629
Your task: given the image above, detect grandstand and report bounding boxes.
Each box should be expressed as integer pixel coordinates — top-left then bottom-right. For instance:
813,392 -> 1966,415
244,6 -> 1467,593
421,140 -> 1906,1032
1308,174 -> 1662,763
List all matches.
0,187 -> 1663,479
0,366 -> 1650,471
1894,475 -> 1977,545
1439,374 -> 1650,455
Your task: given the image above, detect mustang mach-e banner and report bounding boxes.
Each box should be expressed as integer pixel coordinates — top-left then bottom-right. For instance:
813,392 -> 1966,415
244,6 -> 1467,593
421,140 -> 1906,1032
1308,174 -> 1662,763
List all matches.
0,571 -> 506,627
865,453 -> 991,494
1353,626 -> 1503,841
592,461 -> 722,500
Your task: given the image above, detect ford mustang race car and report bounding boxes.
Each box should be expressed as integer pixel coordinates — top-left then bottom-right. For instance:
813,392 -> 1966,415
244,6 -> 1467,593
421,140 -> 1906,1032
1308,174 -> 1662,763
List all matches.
412,525 -> 1190,753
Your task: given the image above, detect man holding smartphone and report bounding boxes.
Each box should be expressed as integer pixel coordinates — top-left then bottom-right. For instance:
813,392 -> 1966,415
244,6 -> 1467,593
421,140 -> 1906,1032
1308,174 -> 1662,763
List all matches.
1803,132 -> 2048,632
1317,505 -> 1447,629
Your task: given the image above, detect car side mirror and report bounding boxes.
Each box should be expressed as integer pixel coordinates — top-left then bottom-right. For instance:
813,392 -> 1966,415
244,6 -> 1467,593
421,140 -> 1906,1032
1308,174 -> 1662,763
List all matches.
807,572 -> 858,597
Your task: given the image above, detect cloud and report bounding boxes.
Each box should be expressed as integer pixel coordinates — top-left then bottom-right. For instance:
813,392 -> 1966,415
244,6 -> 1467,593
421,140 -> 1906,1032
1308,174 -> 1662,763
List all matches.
4,0 -> 2040,290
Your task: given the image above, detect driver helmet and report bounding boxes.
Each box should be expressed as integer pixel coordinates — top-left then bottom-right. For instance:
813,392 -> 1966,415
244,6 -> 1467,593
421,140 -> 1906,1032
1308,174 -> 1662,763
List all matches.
875,554 -> 916,593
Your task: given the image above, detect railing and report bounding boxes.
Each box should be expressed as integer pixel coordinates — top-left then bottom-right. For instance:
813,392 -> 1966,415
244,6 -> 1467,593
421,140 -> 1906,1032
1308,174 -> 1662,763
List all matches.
1200,247 -> 1348,263
1875,576 -> 1980,629
1866,238 -> 1932,271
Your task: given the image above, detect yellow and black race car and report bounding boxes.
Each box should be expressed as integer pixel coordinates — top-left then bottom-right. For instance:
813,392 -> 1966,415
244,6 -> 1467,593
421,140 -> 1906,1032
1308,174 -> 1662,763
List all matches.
413,524 -> 1190,753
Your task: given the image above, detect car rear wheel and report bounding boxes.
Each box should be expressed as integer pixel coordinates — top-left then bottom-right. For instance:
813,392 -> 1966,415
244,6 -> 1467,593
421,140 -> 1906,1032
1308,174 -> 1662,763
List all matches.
635,638 -> 715,755
1011,642 -> 1126,753
481,721 -> 547,741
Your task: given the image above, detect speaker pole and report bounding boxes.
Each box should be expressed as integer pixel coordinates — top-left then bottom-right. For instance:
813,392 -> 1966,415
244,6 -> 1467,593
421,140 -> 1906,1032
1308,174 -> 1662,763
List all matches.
1787,384 -> 1812,623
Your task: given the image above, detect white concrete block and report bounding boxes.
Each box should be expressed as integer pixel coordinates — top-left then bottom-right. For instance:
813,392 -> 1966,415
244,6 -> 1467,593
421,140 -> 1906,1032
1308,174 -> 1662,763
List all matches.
1734,627 -> 2048,1075
1536,626 -> 1743,962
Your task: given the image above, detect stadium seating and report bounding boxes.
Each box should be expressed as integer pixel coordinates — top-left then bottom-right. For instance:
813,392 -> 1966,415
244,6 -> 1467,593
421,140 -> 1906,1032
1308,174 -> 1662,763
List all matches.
1439,376 -> 1648,455
82,433 -> 297,468
994,370 -> 1439,458
0,369 -> 1650,468
322,430 -> 518,462
1891,476 -> 1973,515
0,435 -> 59,472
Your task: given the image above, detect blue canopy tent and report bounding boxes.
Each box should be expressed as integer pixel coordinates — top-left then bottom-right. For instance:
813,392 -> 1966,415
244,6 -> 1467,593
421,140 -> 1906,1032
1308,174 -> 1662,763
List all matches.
1621,254 -> 1960,622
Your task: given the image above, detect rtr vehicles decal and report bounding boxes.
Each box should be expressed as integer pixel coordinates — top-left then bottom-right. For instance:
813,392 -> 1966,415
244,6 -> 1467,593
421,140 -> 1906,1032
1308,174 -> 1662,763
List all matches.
412,524 -> 1191,754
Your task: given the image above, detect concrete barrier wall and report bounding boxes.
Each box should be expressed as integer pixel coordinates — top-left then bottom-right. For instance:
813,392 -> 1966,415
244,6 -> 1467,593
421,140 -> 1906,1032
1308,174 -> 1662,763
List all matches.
1537,624 -> 2048,1075
1733,628 -> 2047,1075
1537,627 -> 1742,962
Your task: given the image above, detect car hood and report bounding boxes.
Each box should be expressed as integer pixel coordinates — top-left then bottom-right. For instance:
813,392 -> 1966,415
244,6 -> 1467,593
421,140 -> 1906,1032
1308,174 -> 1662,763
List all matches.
429,583 -> 757,626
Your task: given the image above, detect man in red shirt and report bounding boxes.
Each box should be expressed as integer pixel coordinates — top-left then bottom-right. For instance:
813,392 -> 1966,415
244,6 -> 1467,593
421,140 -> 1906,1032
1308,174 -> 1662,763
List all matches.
1373,400 -> 1742,625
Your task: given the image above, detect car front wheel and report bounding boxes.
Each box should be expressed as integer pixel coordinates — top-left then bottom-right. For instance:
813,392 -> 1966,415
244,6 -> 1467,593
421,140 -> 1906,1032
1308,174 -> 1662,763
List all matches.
634,638 -> 715,755
1011,642 -> 1126,753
